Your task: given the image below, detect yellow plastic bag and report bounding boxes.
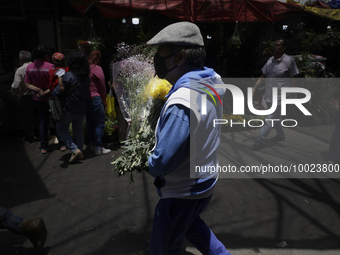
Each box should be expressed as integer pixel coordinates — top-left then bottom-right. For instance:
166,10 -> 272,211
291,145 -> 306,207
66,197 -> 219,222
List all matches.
106,89 -> 116,119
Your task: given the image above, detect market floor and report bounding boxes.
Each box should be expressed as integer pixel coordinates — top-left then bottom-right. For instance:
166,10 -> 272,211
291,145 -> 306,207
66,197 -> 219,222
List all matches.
0,125 -> 339,255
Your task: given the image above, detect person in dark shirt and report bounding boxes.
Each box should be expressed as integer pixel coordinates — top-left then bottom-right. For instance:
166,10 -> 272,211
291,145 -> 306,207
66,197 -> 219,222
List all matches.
53,51 -> 90,163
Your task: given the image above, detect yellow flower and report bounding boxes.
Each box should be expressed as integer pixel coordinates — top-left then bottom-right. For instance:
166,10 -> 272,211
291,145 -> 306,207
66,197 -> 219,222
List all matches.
223,114 -> 245,122
144,76 -> 172,102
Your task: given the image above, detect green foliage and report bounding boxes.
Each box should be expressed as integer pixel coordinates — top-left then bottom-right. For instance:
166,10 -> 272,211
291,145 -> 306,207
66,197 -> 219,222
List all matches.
262,41 -> 275,56
295,30 -> 322,52
302,79 -> 339,124
295,28 -> 340,52
91,37 -> 105,51
321,28 -> 340,48
104,117 -> 118,140
227,22 -> 242,50
68,116 -> 118,139
291,51 -> 339,125
111,125 -> 155,183
293,52 -> 334,78
111,91 -> 165,182
293,52 -> 317,78
227,35 -> 242,50
111,96 -> 165,182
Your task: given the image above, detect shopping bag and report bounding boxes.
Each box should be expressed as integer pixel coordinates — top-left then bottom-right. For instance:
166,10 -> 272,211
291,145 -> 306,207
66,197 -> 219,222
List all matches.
48,96 -> 63,123
106,89 -> 116,119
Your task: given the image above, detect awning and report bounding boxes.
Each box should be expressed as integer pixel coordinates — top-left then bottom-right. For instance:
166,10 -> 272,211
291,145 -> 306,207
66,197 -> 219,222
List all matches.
304,7 -> 340,20
288,0 -> 340,21
68,0 -> 303,22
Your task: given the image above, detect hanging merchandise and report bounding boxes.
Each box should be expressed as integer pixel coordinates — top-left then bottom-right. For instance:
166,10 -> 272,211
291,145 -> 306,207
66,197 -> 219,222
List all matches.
77,20 -> 104,56
227,21 -> 242,50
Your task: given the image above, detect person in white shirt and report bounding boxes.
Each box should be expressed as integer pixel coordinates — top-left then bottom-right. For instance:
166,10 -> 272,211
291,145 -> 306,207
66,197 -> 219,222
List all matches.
251,39 -> 299,151
11,50 -> 38,144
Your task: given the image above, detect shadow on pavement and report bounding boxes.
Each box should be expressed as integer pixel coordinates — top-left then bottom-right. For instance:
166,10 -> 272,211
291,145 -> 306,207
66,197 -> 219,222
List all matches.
206,178 -> 340,253
0,134 -> 53,208
2,126 -> 340,254
0,133 -> 54,254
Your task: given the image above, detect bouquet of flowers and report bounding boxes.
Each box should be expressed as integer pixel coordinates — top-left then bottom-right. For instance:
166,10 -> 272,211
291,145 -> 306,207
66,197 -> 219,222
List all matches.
110,43 -> 171,182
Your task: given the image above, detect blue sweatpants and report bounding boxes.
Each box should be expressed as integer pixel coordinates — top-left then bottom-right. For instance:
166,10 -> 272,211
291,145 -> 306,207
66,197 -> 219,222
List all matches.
150,195 -> 231,255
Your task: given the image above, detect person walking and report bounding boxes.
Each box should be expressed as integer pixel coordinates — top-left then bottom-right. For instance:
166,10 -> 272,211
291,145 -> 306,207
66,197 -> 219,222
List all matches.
0,206 -> 47,252
53,51 -> 90,163
146,22 -> 231,255
251,39 -> 299,151
86,50 -> 110,155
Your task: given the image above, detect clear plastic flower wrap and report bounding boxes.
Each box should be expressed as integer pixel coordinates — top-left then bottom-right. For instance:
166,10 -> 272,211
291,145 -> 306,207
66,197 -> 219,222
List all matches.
111,57 -> 154,137
110,44 -> 172,182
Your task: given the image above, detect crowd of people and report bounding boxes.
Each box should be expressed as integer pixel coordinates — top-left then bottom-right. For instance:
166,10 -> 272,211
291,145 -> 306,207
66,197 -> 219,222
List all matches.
11,46 -> 112,163
2,21 -> 339,254
4,21 -> 232,255
2,47 -> 119,253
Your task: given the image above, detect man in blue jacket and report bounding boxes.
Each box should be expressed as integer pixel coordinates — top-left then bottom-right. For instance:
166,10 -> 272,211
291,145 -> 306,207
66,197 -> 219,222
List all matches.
147,22 -> 231,255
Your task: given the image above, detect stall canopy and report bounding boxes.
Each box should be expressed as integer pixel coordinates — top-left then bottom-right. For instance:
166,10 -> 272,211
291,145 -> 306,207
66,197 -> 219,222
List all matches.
68,0 -> 303,22
287,0 -> 340,20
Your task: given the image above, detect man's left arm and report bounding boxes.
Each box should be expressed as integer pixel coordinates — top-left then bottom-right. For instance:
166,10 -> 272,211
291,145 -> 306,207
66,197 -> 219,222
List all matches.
148,104 -> 190,177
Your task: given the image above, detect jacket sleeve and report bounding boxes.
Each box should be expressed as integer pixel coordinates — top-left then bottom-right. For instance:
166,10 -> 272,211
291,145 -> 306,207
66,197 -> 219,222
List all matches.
148,104 -> 190,177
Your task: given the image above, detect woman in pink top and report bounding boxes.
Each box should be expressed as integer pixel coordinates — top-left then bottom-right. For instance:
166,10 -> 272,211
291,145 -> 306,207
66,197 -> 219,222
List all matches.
25,46 -> 66,153
86,50 -> 111,155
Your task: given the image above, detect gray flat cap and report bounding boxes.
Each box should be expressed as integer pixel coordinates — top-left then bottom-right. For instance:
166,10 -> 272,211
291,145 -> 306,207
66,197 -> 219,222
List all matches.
147,22 -> 204,46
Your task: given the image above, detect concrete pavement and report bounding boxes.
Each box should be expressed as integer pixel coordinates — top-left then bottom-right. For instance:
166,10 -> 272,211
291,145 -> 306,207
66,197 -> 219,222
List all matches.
0,124 -> 340,255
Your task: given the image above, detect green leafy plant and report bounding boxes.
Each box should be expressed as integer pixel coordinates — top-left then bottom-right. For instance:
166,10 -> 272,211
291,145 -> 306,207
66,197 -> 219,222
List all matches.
294,28 -> 340,52
293,52 -> 318,78
262,40 -> 275,56
227,35 -> 242,50
295,30 -> 322,52
104,117 -> 118,141
111,125 -> 155,183
111,87 -> 168,182
302,79 -> 339,124
321,28 -> 340,48
227,23 -> 242,50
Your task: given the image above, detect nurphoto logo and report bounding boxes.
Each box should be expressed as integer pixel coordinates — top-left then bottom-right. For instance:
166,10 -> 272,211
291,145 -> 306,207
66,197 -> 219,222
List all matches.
199,83 -> 312,128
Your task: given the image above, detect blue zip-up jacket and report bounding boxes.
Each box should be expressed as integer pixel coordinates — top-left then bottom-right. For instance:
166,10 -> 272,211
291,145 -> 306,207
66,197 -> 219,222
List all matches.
148,67 -> 225,198
52,72 -> 90,115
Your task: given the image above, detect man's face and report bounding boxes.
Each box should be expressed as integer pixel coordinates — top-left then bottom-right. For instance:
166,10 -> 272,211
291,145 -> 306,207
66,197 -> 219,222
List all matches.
154,44 -> 179,80
157,45 -> 177,69
273,40 -> 286,55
